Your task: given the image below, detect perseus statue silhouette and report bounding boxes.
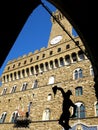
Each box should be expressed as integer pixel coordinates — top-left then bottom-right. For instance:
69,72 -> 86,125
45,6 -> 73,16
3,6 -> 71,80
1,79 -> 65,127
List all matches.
52,86 -> 76,130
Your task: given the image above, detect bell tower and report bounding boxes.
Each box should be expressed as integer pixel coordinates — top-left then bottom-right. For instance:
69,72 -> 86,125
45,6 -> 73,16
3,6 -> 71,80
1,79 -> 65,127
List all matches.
48,10 -> 73,48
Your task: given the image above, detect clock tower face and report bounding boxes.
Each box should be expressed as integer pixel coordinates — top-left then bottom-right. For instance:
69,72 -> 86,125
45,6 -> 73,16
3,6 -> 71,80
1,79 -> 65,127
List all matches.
50,35 -> 62,45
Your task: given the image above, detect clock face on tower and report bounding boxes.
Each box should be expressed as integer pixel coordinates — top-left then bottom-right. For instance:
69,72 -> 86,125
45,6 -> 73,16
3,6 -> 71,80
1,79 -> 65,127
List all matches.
50,35 -> 62,45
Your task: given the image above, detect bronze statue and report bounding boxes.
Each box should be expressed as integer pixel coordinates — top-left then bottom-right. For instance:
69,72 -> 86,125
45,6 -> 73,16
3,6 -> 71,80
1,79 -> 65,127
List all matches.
52,86 -> 76,130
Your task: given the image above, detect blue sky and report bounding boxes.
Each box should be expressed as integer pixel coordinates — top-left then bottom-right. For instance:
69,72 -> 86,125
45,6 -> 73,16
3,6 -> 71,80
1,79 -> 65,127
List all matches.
0,0 -> 77,77
0,0 -> 56,76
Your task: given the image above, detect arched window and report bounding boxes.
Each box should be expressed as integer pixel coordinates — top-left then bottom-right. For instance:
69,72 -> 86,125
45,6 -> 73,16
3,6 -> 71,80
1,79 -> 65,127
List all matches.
80,104 -> 85,118
59,57 -> 64,66
45,62 -> 49,71
26,68 -> 29,76
35,65 -> 39,74
74,70 -> 78,79
18,71 -> 20,79
40,63 -> 44,72
30,58 -> 33,62
11,85 -> 17,93
7,74 -> 9,81
65,55 -> 71,65
0,112 -> 7,123
78,50 -> 85,61
75,102 -> 85,118
31,66 -> 34,75
73,68 -> 83,80
48,76 -> 54,84
50,51 -> 53,55
7,66 -> 10,70
66,44 -> 70,49
2,88 -> 7,95
18,62 -> 21,66
54,59 -> 59,68
37,55 -> 39,60
21,82 -> 28,91
3,76 -> 5,83
32,80 -> 38,88
12,64 -> 15,68
71,52 -> 77,62
14,72 -> 16,79
42,108 -> 50,120
10,73 -> 12,80
42,53 -> 45,58
57,47 -> 61,52
50,61 -> 53,69
11,111 -> 18,123
79,69 -> 83,78
24,60 -> 27,64
75,86 -> 83,96
22,69 -> 25,77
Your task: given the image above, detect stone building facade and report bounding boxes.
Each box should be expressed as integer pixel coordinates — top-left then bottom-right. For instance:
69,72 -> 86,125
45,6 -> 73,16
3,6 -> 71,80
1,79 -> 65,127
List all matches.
0,10 -> 98,130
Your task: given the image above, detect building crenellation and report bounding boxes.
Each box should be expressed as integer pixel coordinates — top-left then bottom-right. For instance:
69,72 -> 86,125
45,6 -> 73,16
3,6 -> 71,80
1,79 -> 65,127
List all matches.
3,37 -> 83,74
